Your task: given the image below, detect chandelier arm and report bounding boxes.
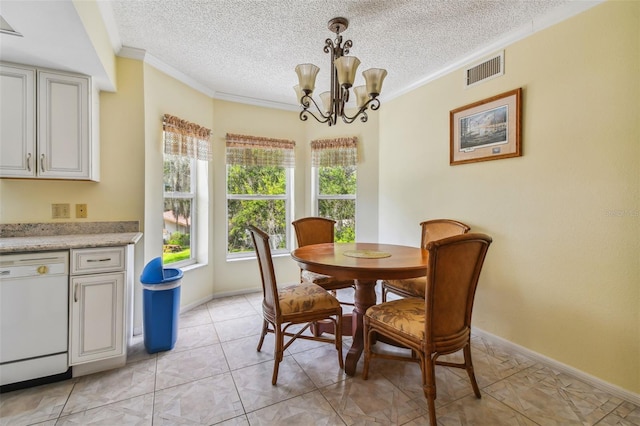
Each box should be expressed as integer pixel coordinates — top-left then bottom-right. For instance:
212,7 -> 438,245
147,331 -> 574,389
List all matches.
340,105 -> 368,124
324,39 -> 334,54
300,95 -> 332,124
343,40 -> 352,55
340,96 -> 379,123
368,98 -> 381,111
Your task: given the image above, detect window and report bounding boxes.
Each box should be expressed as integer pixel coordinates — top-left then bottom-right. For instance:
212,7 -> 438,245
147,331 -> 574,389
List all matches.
162,114 -> 212,266
163,154 -> 196,265
311,137 -> 358,242
226,133 -> 295,258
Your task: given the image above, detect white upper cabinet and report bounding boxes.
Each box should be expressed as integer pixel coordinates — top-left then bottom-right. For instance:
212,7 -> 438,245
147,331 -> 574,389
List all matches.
0,64 -> 36,177
0,63 -> 99,181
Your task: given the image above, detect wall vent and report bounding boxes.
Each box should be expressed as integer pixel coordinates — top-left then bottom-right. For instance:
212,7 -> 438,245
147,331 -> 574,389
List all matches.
465,51 -> 504,88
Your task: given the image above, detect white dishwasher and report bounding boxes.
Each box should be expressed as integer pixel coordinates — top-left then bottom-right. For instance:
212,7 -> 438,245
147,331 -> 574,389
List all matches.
0,251 -> 71,391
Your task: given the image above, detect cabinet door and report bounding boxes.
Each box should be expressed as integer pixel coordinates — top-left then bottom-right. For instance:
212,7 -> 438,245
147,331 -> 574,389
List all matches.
38,71 -> 91,179
0,64 -> 36,177
69,272 -> 124,365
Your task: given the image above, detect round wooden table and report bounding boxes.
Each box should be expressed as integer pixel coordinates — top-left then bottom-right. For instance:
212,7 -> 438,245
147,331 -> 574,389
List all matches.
290,242 -> 428,376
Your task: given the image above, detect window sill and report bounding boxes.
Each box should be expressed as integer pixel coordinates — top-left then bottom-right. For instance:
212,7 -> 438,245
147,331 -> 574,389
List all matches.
179,262 -> 208,273
226,252 -> 291,263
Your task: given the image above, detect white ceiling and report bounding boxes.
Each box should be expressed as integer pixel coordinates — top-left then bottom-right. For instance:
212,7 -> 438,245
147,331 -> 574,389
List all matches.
0,0 -> 600,110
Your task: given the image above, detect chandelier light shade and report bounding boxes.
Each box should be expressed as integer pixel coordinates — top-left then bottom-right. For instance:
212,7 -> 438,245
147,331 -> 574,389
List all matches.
295,64 -> 320,93
295,17 -> 388,126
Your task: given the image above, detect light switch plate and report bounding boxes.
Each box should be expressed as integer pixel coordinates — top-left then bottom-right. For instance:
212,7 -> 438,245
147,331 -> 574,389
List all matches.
52,203 -> 70,219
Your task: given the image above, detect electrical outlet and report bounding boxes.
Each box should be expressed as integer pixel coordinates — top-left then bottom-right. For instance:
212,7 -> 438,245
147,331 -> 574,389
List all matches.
51,203 -> 70,219
75,204 -> 88,218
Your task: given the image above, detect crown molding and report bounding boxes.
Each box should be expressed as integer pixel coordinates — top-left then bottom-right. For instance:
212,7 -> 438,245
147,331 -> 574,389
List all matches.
213,92 -> 299,112
117,46 -> 216,98
385,0 -> 604,102
115,0 -> 604,110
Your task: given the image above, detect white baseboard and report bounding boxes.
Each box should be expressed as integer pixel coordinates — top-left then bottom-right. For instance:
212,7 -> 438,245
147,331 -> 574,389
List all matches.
179,289 -> 261,314
473,328 -> 640,406
132,289 -> 261,336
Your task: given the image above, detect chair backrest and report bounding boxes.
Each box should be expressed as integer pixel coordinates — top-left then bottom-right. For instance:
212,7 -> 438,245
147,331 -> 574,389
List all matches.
248,225 -> 281,318
292,217 -> 336,247
420,219 -> 470,249
424,233 -> 492,353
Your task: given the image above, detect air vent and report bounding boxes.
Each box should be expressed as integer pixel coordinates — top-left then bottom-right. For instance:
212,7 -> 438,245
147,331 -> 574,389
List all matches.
465,51 -> 504,88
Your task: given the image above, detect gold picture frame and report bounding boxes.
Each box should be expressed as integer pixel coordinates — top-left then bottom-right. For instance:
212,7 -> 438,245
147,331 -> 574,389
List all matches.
450,88 -> 522,165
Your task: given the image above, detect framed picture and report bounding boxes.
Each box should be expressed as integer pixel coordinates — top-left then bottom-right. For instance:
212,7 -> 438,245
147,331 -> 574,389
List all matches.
450,88 -> 521,165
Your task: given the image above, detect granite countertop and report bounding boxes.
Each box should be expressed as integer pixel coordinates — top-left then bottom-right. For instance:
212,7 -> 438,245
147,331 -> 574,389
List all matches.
0,221 -> 143,254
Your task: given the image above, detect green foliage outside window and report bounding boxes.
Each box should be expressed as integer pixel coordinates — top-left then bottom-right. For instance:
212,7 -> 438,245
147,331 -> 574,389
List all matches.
163,154 -> 194,264
227,165 -> 287,253
318,165 -> 356,195
318,165 -> 356,243
225,163 -> 356,254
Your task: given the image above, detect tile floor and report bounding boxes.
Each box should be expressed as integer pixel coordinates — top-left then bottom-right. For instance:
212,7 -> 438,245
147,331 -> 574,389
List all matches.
1,288 -> 638,425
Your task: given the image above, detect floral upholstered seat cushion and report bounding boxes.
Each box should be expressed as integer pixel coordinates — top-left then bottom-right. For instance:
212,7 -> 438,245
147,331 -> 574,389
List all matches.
279,282 -> 341,315
301,270 -> 334,286
384,277 -> 426,298
366,298 -> 425,340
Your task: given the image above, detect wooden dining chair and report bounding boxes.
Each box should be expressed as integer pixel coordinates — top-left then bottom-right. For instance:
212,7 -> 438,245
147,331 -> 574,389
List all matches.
381,219 -> 470,302
292,217 -> 355,295
248,225 -> 344,385
363,232 -> 492,424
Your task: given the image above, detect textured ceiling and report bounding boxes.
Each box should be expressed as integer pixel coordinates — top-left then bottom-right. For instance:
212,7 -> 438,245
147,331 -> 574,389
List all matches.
0,1 -> 598,110
108,0 -> 577,108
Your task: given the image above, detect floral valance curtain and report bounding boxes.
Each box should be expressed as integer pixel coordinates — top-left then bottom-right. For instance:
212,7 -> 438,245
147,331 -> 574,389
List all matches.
311,137 -> 358,167
226,133 -> 296,167
163,114 -> 212,161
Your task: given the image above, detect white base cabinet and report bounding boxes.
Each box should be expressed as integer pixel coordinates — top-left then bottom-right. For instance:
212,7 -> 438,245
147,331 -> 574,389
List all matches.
0,62 -> 98,181
69,272 -> 124,364
69,246 -> 131,370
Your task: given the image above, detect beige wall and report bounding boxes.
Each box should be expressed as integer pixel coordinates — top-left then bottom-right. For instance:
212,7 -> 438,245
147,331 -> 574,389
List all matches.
208,100 -> 306,295
378,1 -> 639,393
1,0 -> 637,396
139,62 -> 216,321
205,102 -> 383,296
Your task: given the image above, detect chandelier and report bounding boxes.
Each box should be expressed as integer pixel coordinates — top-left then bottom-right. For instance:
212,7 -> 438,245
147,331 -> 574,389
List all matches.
294,17 -> 387,126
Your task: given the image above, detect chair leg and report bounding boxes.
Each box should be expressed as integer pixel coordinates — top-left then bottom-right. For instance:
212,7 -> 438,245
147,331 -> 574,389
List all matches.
256,319 -> 268,352
334,315 -> 344,369
464,344 -> 481,398
272,326 -> 284,385
381,284 -> 388,303
362,322 -> 371,379
423,355 -> 437,425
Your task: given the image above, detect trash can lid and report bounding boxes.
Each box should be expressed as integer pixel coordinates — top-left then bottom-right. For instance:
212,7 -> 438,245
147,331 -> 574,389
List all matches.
140,257 -> 183,284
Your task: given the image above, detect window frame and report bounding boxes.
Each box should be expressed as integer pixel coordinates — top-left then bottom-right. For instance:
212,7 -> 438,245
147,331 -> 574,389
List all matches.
163,154 -> 197,268
225,165 -> 293,260
312,164 -> 357,240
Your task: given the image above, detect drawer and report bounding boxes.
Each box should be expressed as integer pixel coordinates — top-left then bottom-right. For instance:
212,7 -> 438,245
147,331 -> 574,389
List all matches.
71,247 -> 125,275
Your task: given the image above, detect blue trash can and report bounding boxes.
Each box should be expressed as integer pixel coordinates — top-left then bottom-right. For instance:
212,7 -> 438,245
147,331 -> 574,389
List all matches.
140,257 -> 183,354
